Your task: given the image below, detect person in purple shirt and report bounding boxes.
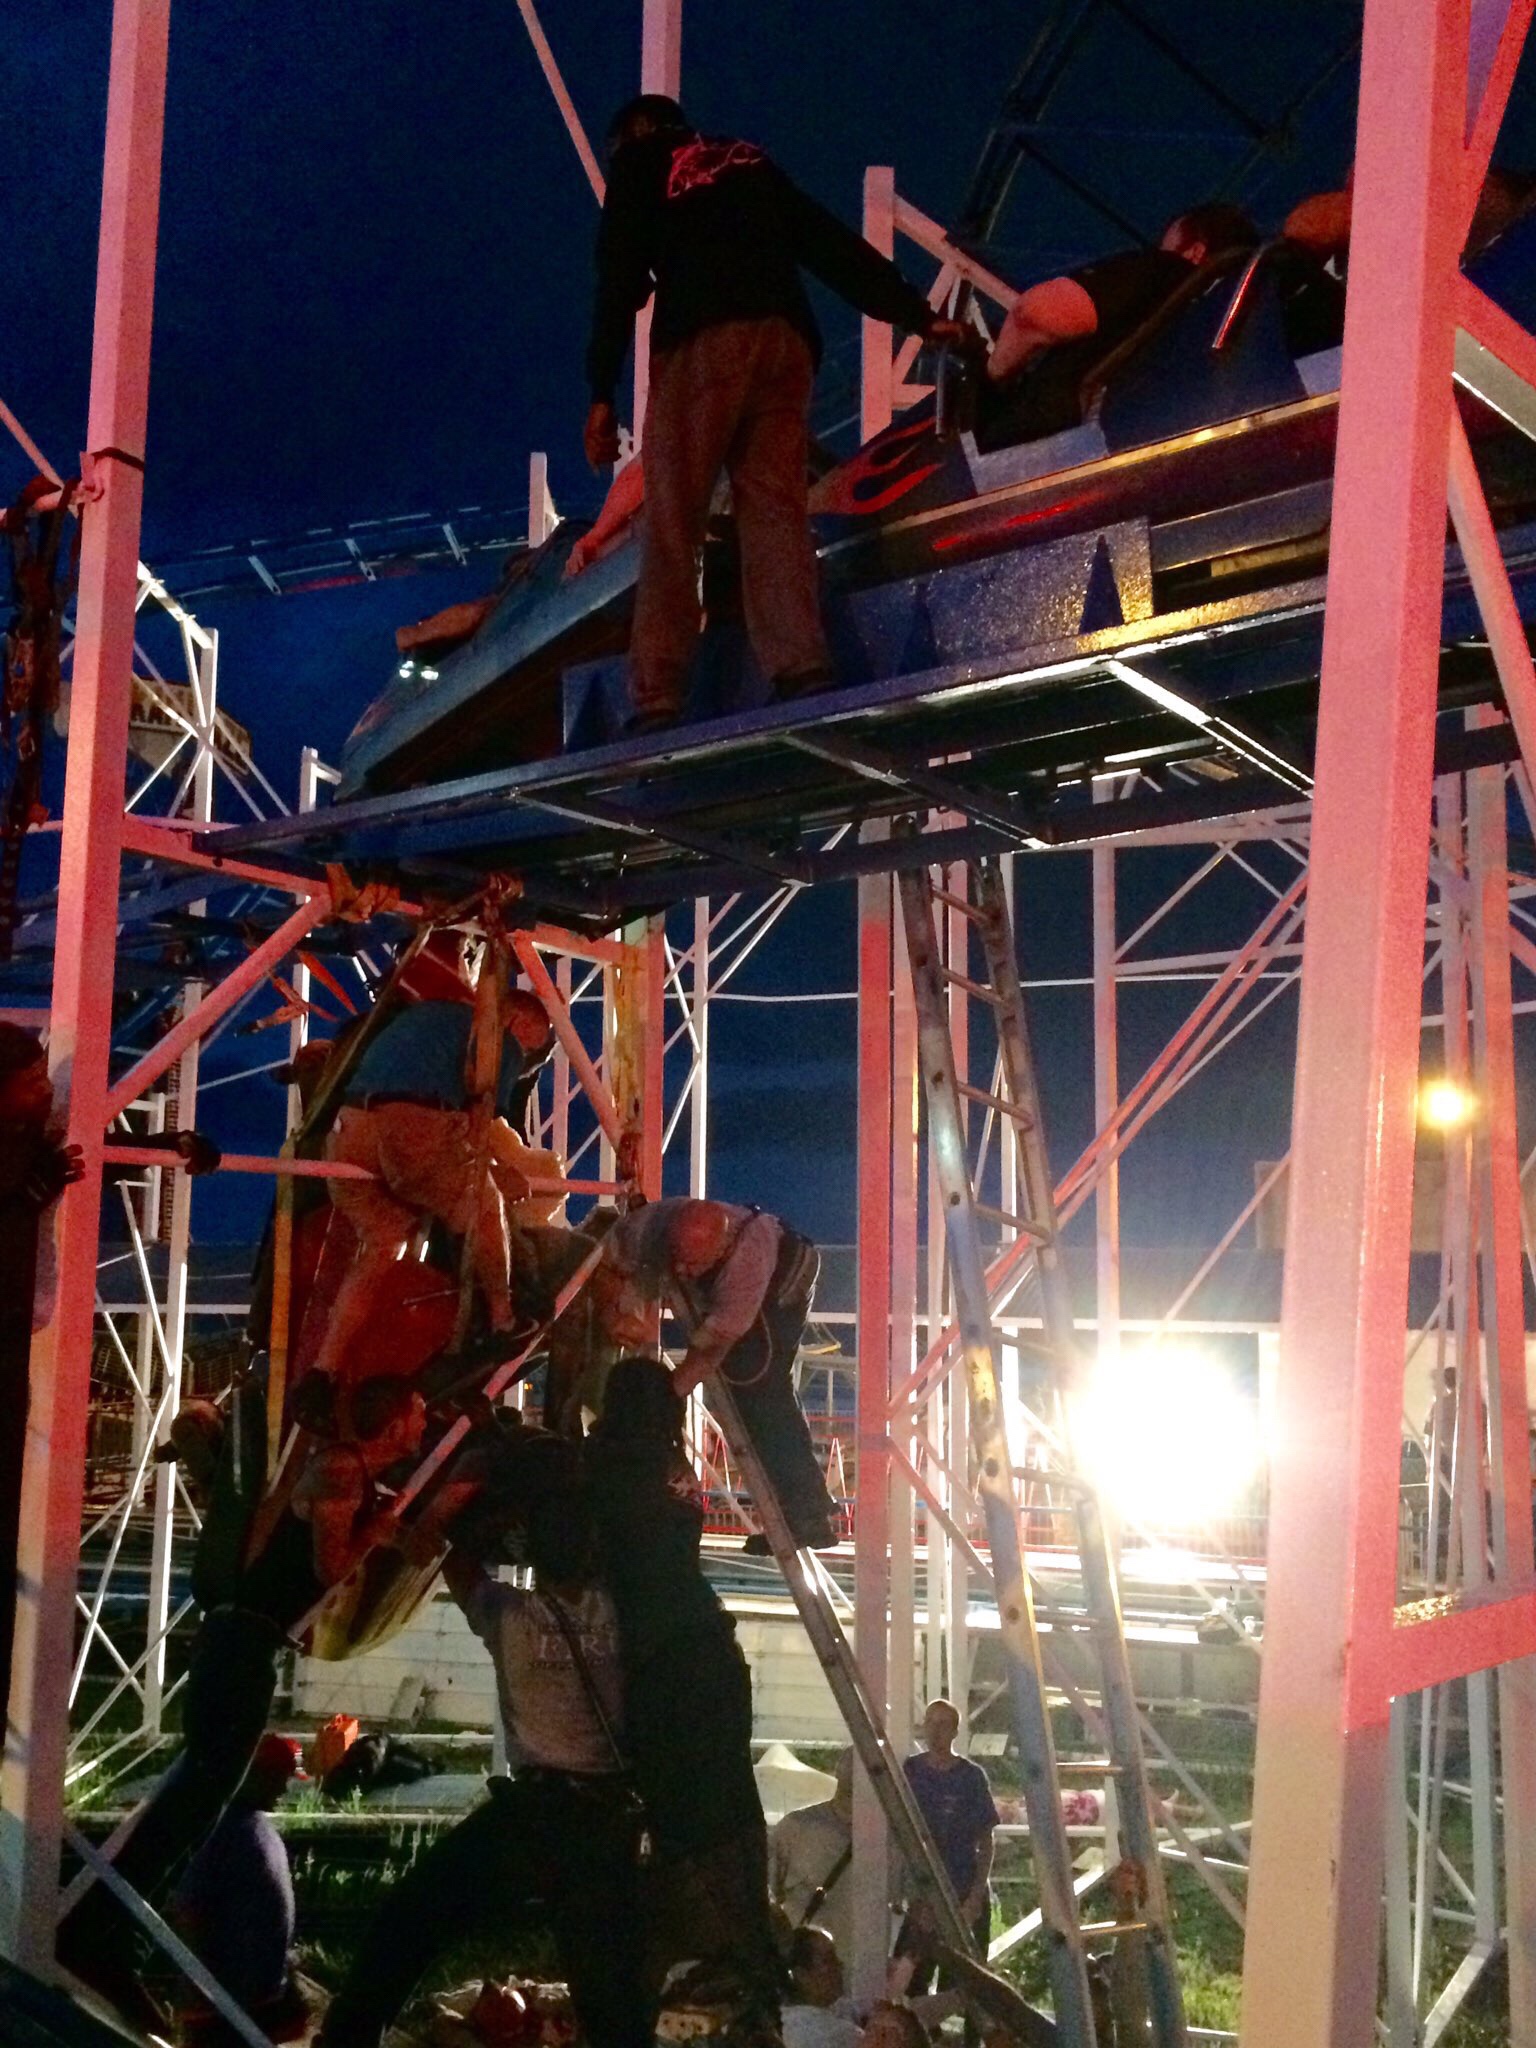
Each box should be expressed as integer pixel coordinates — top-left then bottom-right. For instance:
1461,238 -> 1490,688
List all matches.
902,1698 -> 999,1974
170,1733 -> 310,2047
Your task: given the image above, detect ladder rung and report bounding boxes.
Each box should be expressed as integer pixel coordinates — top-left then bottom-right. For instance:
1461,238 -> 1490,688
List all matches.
940,967 -> 1005,1004
1030,1468 -> 1097,1491
1055,1760 -> 1122,1776
974,1201 -> 1051,1240
956,1079 -> 1035,1125
1079,1919 -> 1152,1940
931,886 -> 985,920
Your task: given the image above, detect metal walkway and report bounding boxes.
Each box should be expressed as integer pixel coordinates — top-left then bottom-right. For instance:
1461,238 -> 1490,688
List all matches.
168,533 -> 1526,931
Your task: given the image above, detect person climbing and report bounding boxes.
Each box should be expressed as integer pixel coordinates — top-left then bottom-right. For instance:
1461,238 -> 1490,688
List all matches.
595,1195 -> 836,1548
315,938 -> 559,1379
57,1369 -> 422,2019
584,94 -> 966,733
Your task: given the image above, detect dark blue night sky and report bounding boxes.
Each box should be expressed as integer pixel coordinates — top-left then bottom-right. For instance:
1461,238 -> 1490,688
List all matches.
7,3 -> 1520,1258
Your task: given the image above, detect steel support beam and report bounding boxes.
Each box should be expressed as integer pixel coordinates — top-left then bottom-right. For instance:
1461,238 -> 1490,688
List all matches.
631,0 -> 682,441
851,855 -> 894,2004
1242,4 -> 1476,2043
0,0 -> 171,1971
861,167 -> 897,444
1092,801 -> 1120,1371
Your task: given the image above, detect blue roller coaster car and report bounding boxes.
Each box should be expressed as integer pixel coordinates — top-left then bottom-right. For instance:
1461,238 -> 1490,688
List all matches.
338,221 -> 1536,801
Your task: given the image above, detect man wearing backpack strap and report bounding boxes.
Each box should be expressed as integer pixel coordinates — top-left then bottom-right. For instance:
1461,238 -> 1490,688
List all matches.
596,1196 -> 837,1549
316,1485 -> 652,2048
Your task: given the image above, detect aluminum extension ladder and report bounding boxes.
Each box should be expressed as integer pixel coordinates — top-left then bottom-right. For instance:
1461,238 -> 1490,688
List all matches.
704,1387 -> 1056,2045
705,1379 -> 984,1957
896,854 -> 1187,2048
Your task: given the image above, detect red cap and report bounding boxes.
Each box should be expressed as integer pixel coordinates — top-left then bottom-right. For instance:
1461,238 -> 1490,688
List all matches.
252,1732 -> 308,1781
398,929 -> 472,1005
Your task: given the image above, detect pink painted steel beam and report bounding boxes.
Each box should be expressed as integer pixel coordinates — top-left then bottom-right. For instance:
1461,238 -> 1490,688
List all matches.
1467,715 -> 1536,2031
861,169 -> 897,446
121,819 -> 627,967
641,0 -> 682,96
851,862 -> 894,2003
120,816 -> 332,897
0,0 -> 171,1973
1377,1592 -> 1536,1700
102,1145 -> 370,1179
99,1143 -> 622,1196
1458,272 -> 1536,391
103,894 -> 329,1122
514,0 -> 606,203
634,921 -> 666,1200
1241,1 -> 1473,2041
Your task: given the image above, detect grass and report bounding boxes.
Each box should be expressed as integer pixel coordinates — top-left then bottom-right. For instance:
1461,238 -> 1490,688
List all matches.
74,1705 -> 1512,2041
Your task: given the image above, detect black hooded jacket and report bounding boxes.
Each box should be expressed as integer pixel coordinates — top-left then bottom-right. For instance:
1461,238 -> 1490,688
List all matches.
587,128 -> 935,402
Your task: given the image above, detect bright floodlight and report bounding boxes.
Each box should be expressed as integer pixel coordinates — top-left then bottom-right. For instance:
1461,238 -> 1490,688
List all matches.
1418,1077 -> 1476,1130
1075,1344 -> 1261,1526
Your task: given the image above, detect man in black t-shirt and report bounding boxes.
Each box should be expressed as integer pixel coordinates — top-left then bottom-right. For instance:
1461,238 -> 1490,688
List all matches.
584,95 -> 964,731
983,203 -> 1258,441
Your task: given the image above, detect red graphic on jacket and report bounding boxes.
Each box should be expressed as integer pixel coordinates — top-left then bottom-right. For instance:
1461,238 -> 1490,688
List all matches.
667,137 -> 767,199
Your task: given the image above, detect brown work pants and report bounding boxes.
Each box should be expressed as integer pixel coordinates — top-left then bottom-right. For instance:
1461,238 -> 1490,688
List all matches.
316,1104 -> 517,1375
630,316 -> 829,715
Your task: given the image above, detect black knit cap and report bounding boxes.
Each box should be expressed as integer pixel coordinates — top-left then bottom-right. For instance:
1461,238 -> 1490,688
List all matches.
605,94 -> 691,150
599,1354 -> 684,1442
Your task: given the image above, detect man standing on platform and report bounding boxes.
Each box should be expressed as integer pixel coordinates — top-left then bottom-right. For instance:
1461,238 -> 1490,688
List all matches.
584,94 -> 965,733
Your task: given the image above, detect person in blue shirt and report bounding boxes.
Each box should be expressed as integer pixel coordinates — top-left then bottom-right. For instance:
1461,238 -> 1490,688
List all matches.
901,1699 -> 999,1983
314,978 -> 556,1379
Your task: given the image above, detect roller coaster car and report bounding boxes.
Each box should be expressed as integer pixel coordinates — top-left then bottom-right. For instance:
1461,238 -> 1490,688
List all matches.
338,217 -> 1536,800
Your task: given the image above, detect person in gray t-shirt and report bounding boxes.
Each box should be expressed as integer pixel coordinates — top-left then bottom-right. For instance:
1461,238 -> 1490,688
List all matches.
317,1487 -> 653,2048
463,1569 -> 624,1776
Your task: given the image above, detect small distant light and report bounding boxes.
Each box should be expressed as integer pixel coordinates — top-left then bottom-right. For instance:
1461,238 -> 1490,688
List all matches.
421,666 -> 439,680
1419,1078 -> 1476,1130
398,661 -> 415,678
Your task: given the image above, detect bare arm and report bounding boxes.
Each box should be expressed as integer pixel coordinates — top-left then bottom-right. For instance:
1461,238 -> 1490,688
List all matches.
676,1215 -> 781,1393
986,275 -> 1098,383
565,459 -> 647,578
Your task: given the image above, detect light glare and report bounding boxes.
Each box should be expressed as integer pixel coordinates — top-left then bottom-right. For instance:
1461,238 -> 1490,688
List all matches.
1419,1078 -> 1476,1130
1075,1345 -> 1260,1525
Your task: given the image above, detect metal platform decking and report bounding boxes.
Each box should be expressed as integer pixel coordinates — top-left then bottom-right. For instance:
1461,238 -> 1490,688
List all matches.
170,528 -> 1535,929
